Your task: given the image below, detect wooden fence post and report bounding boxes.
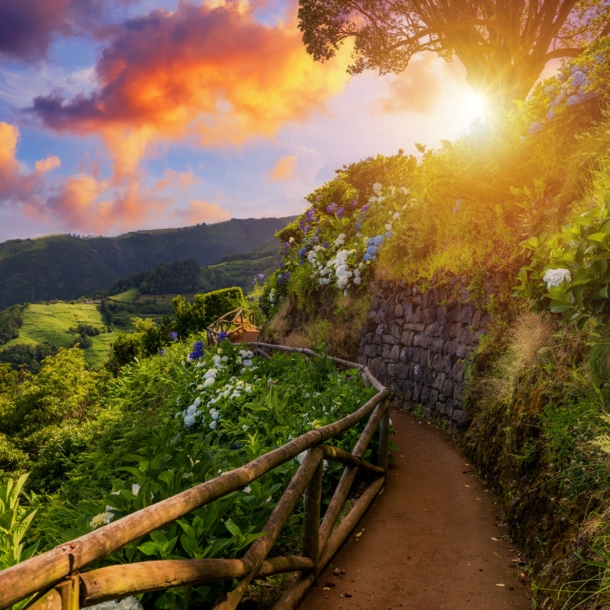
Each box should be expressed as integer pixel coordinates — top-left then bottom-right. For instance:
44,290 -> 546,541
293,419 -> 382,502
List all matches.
378,402 -> 390,472
56,576 -> 79,610
302,449 -> 324,585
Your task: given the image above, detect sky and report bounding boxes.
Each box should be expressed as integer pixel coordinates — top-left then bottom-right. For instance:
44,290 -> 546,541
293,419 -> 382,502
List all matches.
0,0 -> 496,243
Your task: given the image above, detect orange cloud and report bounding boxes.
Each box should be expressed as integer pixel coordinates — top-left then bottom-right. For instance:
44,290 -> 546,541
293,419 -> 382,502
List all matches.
35,156 -> 61,173
270,155 -> 298,181
374,54 -> 446,115
0,121 -> 188,234
29,0 -> 350,178
155,169 -> 198,192
175,200 -> 231,225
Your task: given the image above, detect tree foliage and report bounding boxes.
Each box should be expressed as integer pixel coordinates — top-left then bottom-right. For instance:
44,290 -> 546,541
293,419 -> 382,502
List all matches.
298,0 -> 610,106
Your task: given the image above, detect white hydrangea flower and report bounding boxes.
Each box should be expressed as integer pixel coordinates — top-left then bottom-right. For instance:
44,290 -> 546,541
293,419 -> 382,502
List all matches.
90,512 -> 115,529
543,268 -> 572,289
210,421 -> 217,430
131,484 -> 141,496
243,486 -> 251,493
296,451 -> 307,464
393,212 -> 400,221
372,183 -> 382,195
242,359 -> 253,367
203,377 -> 215,388
242,424 -> 249,430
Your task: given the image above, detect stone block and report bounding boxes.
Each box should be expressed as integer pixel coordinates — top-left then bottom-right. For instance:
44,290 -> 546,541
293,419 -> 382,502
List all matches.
390,322 -> 402,339
412,385 -> 422,402
401,330 -> 414,346
452,409 -> 469,425
458,305 -> 473,324
420,386 -> 430,404
436,306 -> 447,325
432,372 -> 446,391
450,322 -> 462,338
451,359 -> 465,382
394,304 -> 404,318
423,367 -> 435,386
453,382 -> 465,400
390,345 -> 400,360
442,378 -> 454,398
456,343 -> 470,358
383,334 -> 399,345
400,347 -> 409,363
405,323 -> 425,332
373,335 -> 382,345
471,310 -> 481,329
431,338 -> 444,353
403,302 -> 414,323
364,344 -> 377,358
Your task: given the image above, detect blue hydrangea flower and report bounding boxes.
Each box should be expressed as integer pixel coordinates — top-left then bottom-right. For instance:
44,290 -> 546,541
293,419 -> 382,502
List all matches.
218,331 -> 229,342
326,203 -> 337,214
189,341 -> 205,360
284,271 -> 291,280
249,296 -> 254,302
257,273 -> 265,281
570,70 -> 587,87
336,206 -> 345,219
322,241 -> 329,248
170,331 -> 178,341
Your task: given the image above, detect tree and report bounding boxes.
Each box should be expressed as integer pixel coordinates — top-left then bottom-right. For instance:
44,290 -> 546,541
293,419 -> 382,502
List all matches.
298,0 -> 610,107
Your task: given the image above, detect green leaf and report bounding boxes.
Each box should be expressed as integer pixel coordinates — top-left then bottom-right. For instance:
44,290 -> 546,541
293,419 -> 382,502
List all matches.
224,520 -> 241,537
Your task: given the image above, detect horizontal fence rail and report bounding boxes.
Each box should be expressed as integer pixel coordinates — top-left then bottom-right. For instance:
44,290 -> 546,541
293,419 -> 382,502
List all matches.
0,343 -> 391,610
206,308 -> 258,345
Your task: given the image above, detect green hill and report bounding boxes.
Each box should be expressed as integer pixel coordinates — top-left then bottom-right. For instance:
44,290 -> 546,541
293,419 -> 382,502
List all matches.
0,217 -> 295,309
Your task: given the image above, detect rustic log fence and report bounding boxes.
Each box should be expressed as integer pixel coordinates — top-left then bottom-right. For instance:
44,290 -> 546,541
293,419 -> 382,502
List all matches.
206,308 -> 258,345
0,342 -> 391,610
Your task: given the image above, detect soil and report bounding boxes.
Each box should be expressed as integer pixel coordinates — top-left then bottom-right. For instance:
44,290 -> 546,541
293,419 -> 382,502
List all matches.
298,408 -> 533,610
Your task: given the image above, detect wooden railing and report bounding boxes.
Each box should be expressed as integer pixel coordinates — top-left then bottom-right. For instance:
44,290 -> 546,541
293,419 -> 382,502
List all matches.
0,343 -> 390,610
206,307 -> 258,345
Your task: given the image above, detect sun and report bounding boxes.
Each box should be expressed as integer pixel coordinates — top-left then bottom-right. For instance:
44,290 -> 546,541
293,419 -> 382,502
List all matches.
464,92 -> 487,122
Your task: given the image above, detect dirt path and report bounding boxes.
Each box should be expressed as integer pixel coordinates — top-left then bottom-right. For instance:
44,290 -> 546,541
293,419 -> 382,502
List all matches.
299,408 -> 532,610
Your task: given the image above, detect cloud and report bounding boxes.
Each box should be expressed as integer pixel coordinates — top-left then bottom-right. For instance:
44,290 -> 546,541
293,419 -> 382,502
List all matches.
0,0 -> 113,62
374,54 -> 450,115
28,0 -> 350,174
174,199 -> 231,225
0,121 -> 207,234
0,122 -> 45,207
270,155 -> 298,181
35,156 -> 61,173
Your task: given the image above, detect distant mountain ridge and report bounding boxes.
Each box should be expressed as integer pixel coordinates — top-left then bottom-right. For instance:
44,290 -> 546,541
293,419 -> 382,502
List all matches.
0,217 -> 294,309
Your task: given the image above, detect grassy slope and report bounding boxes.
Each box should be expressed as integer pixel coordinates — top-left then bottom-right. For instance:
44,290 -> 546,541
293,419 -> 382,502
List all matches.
0,217 -> 295,309
1,303 -> 145,367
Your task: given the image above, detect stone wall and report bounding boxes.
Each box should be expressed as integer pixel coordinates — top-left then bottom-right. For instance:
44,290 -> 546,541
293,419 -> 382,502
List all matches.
358,279 -> 490,432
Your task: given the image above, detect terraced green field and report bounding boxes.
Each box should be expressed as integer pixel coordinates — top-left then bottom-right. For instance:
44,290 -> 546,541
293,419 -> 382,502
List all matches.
2,303 -> 141,367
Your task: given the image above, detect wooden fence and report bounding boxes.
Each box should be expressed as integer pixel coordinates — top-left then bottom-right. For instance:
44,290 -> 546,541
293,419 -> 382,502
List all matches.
0,343 -> 390,610
206,308 -> 258,345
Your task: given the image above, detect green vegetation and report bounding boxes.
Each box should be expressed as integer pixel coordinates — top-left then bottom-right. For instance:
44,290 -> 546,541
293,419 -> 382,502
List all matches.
0,303 -> 119,367
0,337 -> 375,609
0,217 -> 294,309
109,259 -> 201,296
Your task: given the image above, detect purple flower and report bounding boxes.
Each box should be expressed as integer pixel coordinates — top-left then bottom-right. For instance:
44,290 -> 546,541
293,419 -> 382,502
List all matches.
189,340 -> 205,360
362,204 -> 369,213
218,331 -> 229,342
528,122 -> 543,135
258,296 -> 262,302
336,206 -> 345,219
304,224 -> 311,233
349,199 -> 357,208
366,156 -> 372,161
160,349 -> 167,356
322,241 -> 329,249
326,203 -> 337,214
278,275 -> 284,285
257,273 -> 265,281
170,331 -> 178,341
249,296 -> 254,302
355,222 -> 361,230
278,261 -> 284,269
284,271 -> 291,280
306,208 -> 315,220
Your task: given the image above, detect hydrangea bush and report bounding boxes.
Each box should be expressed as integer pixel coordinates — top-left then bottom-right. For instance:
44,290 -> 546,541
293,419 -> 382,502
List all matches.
257,155 -> 414,315
515,191 -> 610,328
524,37 -> 610,137
33,339 -> 377,609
